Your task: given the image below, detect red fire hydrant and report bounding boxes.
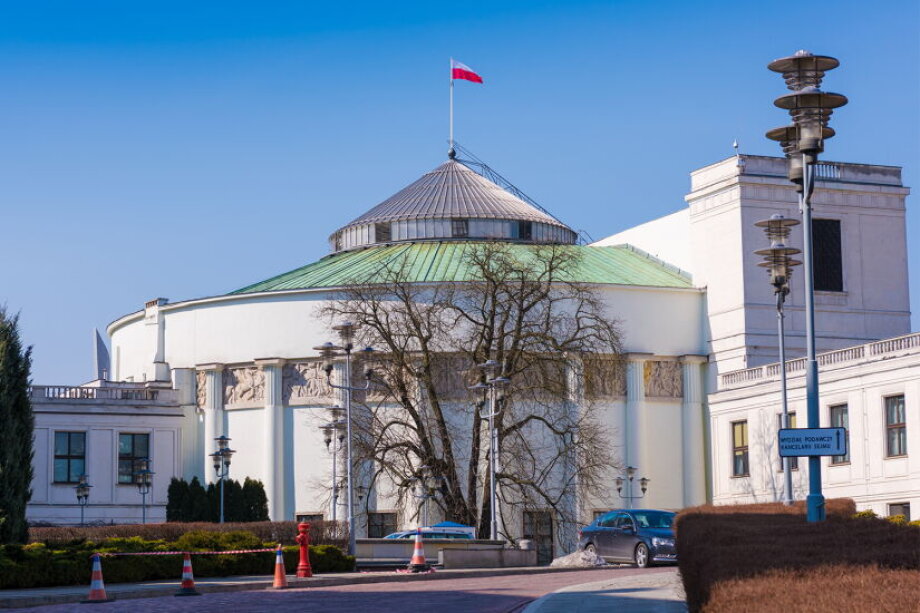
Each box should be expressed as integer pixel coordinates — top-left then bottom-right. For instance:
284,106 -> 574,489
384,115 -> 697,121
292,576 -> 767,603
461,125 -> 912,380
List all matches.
295,522 -> 313,578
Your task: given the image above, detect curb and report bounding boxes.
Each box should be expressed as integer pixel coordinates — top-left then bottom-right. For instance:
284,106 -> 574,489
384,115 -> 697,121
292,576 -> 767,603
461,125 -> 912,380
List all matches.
0,565 -> 612,609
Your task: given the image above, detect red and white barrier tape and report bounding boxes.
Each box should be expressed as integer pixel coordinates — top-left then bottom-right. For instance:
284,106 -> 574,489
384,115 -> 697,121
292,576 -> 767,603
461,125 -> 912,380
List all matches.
97,548 -> 276,558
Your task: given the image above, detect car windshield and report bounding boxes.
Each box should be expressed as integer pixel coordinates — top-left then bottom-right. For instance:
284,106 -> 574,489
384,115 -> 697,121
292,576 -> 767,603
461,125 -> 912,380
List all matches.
631,511 -> 675,528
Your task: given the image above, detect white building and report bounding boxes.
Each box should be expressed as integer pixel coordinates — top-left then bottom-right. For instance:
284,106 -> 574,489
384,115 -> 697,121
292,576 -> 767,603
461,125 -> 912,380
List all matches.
26,151 -> 916,557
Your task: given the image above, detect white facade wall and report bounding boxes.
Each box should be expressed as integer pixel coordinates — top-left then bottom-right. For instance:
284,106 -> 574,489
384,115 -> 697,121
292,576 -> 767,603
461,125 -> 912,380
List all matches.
711,333 -> 920,518
28,385 -> 186,524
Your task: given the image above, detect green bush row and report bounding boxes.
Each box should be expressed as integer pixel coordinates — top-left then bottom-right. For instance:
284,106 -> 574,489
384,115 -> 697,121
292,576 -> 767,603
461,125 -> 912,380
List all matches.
853,509 -> 920,527
0,531 -> 353,589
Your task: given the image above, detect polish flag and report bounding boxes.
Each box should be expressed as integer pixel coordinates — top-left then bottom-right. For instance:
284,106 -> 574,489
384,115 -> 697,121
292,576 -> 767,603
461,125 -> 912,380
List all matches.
451,59 -> 483,84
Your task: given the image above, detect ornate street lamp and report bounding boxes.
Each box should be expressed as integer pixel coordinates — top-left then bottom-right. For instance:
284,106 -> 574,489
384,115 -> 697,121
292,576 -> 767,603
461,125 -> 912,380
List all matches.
320,405 -> 346,523
469,360 -> 510,541
74,474 -> 92,526
315,323 -> 376,556
209,435 -> 236,523
755,215 -> 802,505
133,458 -> 154,525
766,50 -> 847,522
615,466 -> 649,508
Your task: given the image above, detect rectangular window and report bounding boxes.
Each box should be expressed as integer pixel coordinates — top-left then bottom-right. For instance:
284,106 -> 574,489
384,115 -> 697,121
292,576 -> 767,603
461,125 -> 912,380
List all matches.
367,512 -> 397,538
118,433 -> 150,484
812,219 -> 843,292
374,222 -> 391,243
451,218 -> 469,238
885,395 -> 907,457
888,502 -> 911,521
295,513 -> 324,523
830,404 -> 850,464
778,413 -> 798,471
732,421 -> 749,477
518,221 -> 533,241
54,432 -> 86,483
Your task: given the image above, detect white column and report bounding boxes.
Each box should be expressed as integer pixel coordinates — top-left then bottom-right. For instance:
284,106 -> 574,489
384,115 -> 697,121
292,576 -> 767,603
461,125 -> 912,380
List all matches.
680,355 -> 708,507
257,358 -> 286,521
196,363 -> 224,484
624,354 -> 651,476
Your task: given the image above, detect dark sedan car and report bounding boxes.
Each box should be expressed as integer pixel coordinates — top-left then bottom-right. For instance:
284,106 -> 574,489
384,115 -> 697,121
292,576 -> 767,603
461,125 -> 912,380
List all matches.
577,509 -> 677,567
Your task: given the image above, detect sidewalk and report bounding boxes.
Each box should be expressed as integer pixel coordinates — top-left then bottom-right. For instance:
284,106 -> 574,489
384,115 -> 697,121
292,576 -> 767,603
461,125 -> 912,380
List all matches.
523,567 -> 687,613
0,565 -> 612,609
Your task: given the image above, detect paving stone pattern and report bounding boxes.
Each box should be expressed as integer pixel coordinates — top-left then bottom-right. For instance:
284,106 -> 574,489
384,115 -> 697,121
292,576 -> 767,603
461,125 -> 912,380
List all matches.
10,568 -> 669,613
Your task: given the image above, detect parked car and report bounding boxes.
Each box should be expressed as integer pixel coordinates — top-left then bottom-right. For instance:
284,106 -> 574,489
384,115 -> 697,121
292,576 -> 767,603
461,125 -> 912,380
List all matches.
577,509 -> 677,567
383,521 -> 476,540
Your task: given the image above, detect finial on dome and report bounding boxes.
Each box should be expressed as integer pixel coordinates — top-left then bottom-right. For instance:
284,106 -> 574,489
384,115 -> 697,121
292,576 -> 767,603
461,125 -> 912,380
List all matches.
448,147 -> 456,159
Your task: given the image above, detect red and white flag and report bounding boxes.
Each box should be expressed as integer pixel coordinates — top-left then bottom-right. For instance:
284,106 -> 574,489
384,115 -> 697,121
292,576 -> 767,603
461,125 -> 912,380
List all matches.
451,59 -> 483,84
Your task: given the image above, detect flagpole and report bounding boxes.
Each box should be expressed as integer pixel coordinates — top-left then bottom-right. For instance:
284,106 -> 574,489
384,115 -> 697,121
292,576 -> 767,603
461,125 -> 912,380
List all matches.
449,57 -> 454,156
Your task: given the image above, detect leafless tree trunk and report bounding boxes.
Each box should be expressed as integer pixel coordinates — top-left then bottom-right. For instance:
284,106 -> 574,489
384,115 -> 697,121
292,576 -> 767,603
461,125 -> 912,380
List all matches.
322,243 -> 623,539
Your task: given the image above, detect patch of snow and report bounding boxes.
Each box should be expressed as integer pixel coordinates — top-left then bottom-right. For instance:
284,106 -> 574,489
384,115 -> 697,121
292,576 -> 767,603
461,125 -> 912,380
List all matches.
549,549 -> 608,567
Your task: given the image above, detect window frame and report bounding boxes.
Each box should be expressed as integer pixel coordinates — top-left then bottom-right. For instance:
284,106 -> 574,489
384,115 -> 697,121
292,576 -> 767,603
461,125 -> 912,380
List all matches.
829,404 -> 850,465
118,432 -> 151,485
888,502 -> 911,521
53,431 -> 87,484
731,420 -> 749,477
777,412 -> 798,471
812,218 -> 844,292
367,511 -> 398,538
884,395 -> 907,458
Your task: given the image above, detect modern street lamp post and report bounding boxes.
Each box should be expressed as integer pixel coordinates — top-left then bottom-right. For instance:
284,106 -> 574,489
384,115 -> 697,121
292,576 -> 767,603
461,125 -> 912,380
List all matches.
470,360 -> 510,541
755,214 -> 802,505
209,435 -> 236,523
133,458 -> 154,525
766,50 -> 847,522
321,406 -> 346,523
315,322 -> 376,557
615,466 -> 649,509
74,474 -> 92,526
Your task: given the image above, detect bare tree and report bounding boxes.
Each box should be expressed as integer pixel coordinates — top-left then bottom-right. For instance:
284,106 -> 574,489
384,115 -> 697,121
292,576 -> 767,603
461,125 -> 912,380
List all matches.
322,243 -> 623,539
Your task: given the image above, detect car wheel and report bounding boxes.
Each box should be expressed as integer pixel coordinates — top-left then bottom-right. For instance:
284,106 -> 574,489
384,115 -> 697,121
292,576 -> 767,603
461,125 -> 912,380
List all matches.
584,543 -> 597,555
634,543 -> 650,568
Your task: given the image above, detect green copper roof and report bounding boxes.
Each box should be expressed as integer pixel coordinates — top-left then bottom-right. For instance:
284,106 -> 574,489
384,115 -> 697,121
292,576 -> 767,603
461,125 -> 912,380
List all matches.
230,242 -> 693,295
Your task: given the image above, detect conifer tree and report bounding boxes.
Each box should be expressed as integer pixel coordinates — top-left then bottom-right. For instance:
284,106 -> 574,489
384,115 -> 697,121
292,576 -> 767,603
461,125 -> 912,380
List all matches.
0,307 -> 34,544
166,477 -> 189,521
242,478 -> 269,521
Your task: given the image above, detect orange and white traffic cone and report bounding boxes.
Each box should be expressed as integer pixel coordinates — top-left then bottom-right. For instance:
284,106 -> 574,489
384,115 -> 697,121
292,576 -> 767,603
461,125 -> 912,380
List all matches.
175,552 -> 201,596
272,545 -> 289,589
82,553 -> 112,603
407,529 -> 430,573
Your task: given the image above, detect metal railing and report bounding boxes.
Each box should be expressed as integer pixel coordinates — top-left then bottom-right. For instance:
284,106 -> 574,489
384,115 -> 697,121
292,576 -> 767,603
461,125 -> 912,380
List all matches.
720,331 -> 920,388
813,162 -> 842,181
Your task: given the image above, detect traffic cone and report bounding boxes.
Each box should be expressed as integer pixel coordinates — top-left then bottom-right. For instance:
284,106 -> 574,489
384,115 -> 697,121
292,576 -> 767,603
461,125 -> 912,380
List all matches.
407,529 -> 430,573
175,552 -> 201,596
272,545 -> 289,588
82,553 -> 112,603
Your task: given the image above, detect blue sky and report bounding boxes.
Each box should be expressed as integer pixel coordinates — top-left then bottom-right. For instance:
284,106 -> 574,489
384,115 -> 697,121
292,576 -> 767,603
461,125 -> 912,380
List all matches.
1,0 -> 918,383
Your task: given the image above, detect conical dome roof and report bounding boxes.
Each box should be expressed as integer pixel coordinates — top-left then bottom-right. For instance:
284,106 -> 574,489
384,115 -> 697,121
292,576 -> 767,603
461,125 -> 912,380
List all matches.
329,160 -> 577,252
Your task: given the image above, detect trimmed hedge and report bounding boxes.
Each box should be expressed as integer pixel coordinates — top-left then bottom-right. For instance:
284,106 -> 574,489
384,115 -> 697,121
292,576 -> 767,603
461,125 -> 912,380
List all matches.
30,520 -> 347,549
1,531 -> 354,589
675,498 -> 920,612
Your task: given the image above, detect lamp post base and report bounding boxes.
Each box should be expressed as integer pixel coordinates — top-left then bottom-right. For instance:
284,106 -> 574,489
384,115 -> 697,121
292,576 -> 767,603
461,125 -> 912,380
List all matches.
806,493 -> 826,523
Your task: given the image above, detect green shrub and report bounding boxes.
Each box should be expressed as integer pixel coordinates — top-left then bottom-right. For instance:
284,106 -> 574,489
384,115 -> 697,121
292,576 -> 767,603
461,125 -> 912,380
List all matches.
0,531 -> 353,589
853,509 -> 878,519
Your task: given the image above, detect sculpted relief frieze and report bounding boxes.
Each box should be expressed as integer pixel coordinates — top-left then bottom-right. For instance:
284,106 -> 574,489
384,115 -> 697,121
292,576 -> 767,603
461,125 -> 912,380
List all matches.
283,361 -> 331,405
584,358 -> 626,399
223,366 -> 265,406
644,360 -> 682,398
196,371 -> 206,409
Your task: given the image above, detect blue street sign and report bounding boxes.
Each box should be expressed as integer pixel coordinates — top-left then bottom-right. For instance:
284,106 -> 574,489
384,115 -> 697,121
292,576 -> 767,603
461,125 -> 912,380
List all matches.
778,427 -> 847,457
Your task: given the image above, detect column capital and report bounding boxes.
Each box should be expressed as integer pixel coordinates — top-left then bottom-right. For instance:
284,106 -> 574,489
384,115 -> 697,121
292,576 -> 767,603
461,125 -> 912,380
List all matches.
624,352 -> 654,362
196,363 -> 225,372
254,357 -> 287,369
679,354 -> 708,365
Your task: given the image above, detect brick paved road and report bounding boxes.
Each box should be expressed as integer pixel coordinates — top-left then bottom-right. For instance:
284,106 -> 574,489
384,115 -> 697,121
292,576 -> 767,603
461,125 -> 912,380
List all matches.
14,567 -> 672,613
